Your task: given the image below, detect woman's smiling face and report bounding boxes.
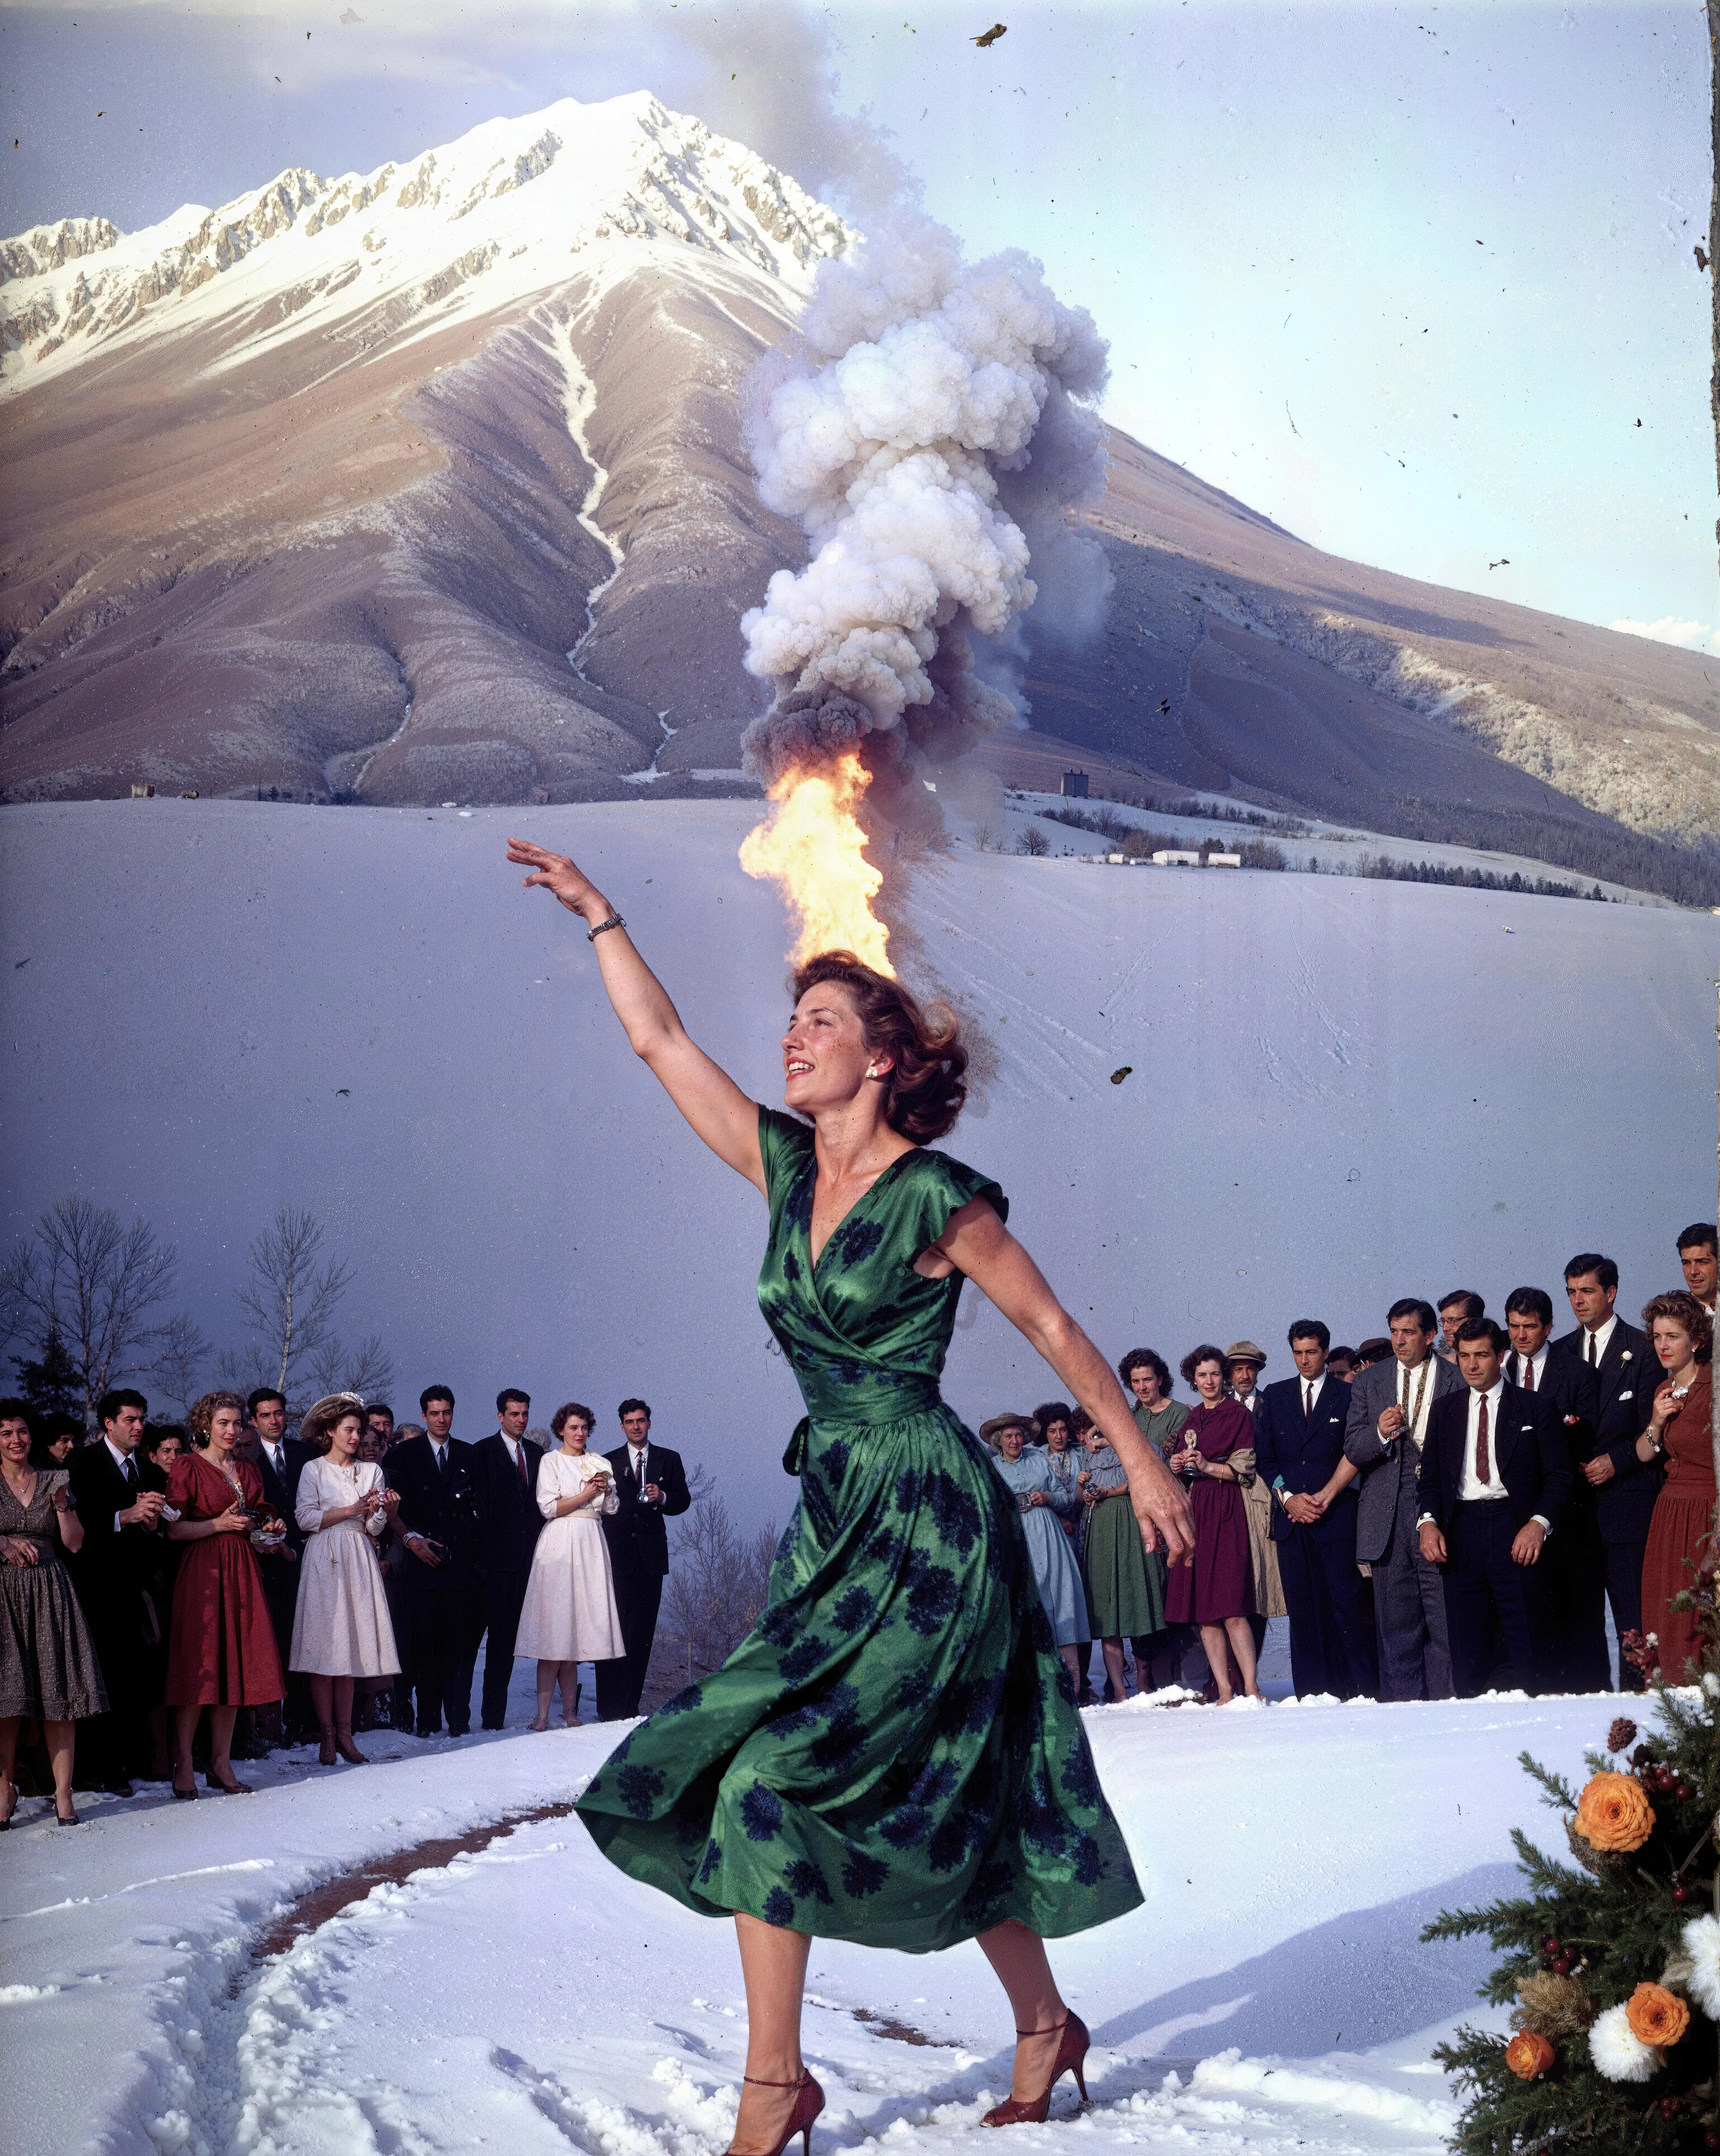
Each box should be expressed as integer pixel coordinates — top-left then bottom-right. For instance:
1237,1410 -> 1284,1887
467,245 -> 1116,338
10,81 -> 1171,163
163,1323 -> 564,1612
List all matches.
783,981 -> 881,1117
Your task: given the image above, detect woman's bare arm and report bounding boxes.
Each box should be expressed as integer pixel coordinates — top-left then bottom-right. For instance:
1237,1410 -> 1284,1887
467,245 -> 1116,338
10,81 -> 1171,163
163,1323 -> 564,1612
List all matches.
507,838 -> 764,1192
935,1199 -> 1196,1564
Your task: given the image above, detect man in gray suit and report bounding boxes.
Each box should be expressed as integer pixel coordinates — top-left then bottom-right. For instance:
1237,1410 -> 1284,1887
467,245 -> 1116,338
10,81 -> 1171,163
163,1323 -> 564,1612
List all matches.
1344,1298 -> 1465,1700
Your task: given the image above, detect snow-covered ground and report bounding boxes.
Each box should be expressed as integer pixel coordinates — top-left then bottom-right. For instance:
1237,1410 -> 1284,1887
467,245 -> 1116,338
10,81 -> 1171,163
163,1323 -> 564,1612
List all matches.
0,1680 -> 1620,2156
1,798 -> 1713,1528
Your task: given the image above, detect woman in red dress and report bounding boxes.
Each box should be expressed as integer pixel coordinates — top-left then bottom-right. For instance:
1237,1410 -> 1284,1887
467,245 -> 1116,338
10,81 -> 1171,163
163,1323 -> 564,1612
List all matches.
164,1390 -> 285,1796
1637,1293 -> 1715,1686
1164,1345 -> 1261,1702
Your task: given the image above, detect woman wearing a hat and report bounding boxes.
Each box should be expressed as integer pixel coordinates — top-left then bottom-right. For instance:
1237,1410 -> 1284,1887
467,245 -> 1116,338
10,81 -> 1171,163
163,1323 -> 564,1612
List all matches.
983,1415 -> 1087,1686
290,1393 -> 401,1766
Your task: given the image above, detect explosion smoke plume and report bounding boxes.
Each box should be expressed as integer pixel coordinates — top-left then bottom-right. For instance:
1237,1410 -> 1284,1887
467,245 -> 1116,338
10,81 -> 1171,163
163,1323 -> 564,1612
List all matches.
737,214 -> 1111,965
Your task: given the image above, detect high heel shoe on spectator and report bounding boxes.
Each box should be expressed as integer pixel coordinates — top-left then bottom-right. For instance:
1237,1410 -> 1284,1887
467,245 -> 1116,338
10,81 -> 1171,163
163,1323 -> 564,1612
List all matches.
318,1728 -> 339,1767
55,1802 -> 82,1826
980,2013 -> 1090,2127
335,1727 -> 367,1765
205,1770 -> 253,1794
726,2070 -> 825,2156
172,1776 -> 198,1800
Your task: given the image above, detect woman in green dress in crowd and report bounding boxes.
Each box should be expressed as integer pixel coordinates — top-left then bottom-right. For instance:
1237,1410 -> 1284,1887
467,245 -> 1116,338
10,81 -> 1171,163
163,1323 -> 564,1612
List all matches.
1120,1350 -> 1191,1693
506,834 -> 1195,2156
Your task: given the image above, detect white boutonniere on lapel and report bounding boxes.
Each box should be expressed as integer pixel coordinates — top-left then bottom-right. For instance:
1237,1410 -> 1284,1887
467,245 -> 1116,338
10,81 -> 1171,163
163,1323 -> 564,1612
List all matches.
1621,1351 -> 1633,1363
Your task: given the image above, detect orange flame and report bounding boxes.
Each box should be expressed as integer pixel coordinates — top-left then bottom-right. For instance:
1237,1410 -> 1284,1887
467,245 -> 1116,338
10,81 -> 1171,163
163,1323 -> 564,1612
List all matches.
739,749 -> 894,977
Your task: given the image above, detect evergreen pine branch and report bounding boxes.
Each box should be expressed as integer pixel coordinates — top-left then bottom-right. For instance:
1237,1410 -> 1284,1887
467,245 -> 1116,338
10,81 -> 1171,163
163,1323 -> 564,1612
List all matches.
1518,1750 -> 1578,1811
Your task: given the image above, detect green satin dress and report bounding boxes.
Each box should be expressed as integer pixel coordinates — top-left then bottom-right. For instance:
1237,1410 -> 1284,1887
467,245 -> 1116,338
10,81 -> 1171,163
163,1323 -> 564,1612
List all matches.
575,1107 -> 1144,1953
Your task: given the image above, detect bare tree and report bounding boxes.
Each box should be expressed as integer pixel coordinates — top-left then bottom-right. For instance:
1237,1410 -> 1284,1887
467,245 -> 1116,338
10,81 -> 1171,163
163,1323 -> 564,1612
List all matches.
304,1330 -> 396,1407
0,1194 -> 181,1420
150,1310 -> 213,1421
662,1475 -> 779,1686
229,1207 -> 353,1398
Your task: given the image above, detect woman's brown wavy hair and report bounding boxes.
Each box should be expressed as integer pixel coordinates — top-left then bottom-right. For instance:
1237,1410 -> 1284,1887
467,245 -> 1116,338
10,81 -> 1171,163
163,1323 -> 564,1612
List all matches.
791,953 -> 968,1145
1641,1290 -> 1713,1365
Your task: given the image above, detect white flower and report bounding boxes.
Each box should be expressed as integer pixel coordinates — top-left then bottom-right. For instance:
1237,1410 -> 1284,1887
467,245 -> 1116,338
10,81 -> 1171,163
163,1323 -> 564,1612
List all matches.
1684,1915 -> 1720,2018
1589,2002 -> 1659,2082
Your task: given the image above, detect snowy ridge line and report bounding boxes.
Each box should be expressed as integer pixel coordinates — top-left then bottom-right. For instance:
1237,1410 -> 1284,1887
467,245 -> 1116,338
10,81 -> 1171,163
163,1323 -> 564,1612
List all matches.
0,91 -> 851,399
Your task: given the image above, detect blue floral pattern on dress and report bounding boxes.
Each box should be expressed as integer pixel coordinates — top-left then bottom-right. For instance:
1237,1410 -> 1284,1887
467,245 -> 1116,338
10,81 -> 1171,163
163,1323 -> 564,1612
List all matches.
575,1104 -> 1143,1954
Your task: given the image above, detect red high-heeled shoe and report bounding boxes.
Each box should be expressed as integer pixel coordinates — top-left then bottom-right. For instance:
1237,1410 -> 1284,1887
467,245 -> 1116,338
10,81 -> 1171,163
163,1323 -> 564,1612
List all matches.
727,2070 -> 825,2156
980,2012 -> 1090,2127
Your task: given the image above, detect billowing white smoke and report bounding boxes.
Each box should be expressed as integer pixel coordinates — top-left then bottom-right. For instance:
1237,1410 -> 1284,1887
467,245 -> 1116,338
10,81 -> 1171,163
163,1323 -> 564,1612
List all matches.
740,216 -> 1110,784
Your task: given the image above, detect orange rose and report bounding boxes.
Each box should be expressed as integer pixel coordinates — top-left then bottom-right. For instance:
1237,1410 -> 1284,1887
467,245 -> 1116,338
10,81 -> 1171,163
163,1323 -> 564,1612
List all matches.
1505,2031 -> 1555,2081
1626,1984 -> 1690,2048
1574,1772 -> 1656,1853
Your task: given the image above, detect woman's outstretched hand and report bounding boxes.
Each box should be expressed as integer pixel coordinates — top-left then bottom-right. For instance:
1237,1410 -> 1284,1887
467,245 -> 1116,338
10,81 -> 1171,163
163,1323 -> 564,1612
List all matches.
507,837 -> 606,923
1129,1448 -> 1197,1565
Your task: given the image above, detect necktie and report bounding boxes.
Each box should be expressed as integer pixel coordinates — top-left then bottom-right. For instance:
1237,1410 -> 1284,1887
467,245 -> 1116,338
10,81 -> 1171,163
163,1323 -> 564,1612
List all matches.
1586,1332 -> 1596,1367
436,1445 -> 448,1480
1475,1394 -> 1491,1485
515,1442 -> 528,1489
1303,1381 -> 1314,1422
124,1455 -> 138,1490
1521,1355 -> 1535,1392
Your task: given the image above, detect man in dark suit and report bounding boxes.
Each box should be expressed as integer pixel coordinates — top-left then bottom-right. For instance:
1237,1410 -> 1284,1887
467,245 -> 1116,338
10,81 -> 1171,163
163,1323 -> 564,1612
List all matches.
1418,1318 -> 1571,1696
246,1386 -> 314,1744
1255,1320 -> 1375,1699
389,1384 -> 484,1737
1344,1298 -> 1465,1700
596,1398 -> 691,1719
470,1388 -> 545,1730
1501,1289 -> 1601,1691
1553,1252 -> 1659,1691
1679,1224 -> 1718,1316
68,1388 -> 167,1791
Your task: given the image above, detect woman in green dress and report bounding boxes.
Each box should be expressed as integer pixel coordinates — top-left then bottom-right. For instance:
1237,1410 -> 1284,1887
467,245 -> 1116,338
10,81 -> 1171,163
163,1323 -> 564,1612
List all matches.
1119,1350 -> 1190,1694
505,834 -> 1195,2156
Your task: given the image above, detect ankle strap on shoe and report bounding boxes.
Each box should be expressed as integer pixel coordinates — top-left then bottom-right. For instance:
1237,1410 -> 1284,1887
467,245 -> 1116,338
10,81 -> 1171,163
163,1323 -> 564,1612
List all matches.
743,2072 -> 808,2087
1014,2016 -> 1070,2036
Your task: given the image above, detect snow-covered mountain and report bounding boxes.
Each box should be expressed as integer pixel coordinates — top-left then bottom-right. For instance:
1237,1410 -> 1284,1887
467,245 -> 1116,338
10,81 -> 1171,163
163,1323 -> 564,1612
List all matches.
1,94 -> 1716,902
0,93 -> 845,392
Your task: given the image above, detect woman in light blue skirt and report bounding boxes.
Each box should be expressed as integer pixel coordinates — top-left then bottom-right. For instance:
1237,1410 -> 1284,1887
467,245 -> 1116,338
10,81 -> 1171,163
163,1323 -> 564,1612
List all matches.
983,1414 -> 1087,1683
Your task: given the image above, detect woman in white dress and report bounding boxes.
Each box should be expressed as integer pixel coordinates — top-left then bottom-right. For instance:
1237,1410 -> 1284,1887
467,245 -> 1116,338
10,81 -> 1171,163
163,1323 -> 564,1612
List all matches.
290,1394 -> 400,1765
516,1401 -> 625,1729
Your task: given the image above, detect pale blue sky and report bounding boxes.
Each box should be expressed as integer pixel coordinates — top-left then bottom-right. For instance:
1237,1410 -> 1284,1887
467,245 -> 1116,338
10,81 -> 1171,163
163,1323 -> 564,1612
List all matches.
3,0 -> 1714,646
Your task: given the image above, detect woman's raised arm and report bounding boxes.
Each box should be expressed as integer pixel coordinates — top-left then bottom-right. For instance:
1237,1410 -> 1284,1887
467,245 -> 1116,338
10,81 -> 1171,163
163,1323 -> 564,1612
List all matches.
935,1198 -> 1196,1565
507,838 -> 765,1192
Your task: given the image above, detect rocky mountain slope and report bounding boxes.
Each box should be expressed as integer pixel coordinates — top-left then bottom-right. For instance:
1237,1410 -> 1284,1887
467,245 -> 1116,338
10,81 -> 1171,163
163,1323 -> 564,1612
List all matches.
2,93 -> 1715,899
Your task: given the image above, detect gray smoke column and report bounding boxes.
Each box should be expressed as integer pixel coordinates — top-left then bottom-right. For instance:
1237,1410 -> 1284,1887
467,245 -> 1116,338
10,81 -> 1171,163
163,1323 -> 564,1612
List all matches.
740,214 -> 1110,789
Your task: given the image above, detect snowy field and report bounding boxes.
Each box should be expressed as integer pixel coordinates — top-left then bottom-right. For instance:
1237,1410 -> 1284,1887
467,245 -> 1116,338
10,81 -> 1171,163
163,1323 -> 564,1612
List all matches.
0,797 -> 1714,1528
1,796 -> 1712,2152
0,1679 -> 1623,2156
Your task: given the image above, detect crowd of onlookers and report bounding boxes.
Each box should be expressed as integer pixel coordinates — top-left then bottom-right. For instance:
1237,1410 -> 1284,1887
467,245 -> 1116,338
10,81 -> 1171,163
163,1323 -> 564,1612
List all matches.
0,1381 -> 688,1821
0,1218 -> 1713,1821
982,1222 -> 1717,1714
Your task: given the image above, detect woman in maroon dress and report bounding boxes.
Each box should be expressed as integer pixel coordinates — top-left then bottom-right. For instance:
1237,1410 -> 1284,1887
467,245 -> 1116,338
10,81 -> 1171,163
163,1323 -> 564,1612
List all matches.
1164,1345 -> 1262,1703
1637,1292 -> 1715,1686
164,1390 -> 285,1797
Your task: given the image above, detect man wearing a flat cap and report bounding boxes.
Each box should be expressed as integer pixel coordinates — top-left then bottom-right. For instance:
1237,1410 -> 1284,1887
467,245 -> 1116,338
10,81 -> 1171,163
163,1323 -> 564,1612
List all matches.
1226,1342 -> 1287,1646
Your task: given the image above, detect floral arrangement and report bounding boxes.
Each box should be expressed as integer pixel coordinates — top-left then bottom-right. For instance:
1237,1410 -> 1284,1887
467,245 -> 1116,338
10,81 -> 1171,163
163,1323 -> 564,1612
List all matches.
1424,1587 -> 1720,2152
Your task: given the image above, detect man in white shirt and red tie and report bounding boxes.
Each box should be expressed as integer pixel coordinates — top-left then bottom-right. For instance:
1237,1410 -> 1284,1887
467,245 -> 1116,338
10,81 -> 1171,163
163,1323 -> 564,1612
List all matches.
1417,1319 -> 1572,1697
1502,1288 -> 1602,1690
